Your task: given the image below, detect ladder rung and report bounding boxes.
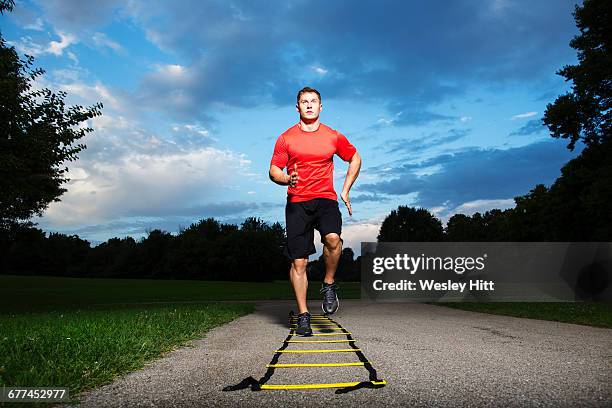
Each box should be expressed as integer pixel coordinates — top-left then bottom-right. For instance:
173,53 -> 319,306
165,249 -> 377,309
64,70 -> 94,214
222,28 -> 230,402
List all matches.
260,380 -> 387,390
290,327 -> 344,331
285,339 -> 355,343
298,314 -> 327,317
289,329 -> 344,334
290,319 -> 331,322
276,348 -> 359,353
267,362 -> 365,368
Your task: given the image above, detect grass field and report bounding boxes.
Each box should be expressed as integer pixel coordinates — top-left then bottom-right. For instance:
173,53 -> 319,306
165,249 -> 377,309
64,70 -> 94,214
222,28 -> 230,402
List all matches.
436,302 -> 612,329
0,302 -> 253,405
0,275 -> 361,314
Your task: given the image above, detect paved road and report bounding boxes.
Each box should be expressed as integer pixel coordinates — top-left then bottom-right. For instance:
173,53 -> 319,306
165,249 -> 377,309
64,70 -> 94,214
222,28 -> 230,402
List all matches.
64,300 -> 612,407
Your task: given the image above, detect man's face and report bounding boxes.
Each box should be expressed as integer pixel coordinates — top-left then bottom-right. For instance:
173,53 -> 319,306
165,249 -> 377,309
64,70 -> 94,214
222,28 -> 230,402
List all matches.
296,92 -> 322,120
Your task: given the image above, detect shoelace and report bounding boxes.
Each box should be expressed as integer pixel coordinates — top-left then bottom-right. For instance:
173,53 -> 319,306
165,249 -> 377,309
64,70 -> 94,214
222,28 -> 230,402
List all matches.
320,283 -> 338,303
297,313 -> 311,326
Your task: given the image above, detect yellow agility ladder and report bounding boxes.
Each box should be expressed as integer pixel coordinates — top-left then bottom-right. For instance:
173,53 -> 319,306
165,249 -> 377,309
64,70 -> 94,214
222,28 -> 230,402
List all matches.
258,311 -> 387,392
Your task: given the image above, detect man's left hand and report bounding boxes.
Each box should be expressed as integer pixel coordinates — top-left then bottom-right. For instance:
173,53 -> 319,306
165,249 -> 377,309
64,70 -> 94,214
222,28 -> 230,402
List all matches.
340,190 -> 352,216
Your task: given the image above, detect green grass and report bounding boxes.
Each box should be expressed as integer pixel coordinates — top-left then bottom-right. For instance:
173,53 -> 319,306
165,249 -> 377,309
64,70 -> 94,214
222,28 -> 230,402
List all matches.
0,275 -> 361,314
0,302 -> 254,406
437,302 -> 612,328
0,275 -> 360,405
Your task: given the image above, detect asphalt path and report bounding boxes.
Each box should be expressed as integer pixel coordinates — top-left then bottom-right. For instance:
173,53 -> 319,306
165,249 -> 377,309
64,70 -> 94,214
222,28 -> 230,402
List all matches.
64,300 -> 612,407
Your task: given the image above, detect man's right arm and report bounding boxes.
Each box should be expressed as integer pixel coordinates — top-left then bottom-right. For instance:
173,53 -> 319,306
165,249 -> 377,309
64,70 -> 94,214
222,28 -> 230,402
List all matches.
269,164 -> 290,186
270,133 -> 292,186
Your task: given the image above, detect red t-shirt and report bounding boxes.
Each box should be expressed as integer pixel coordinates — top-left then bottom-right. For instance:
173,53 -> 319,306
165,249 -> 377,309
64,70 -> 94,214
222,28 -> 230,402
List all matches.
270,123 -> 357,203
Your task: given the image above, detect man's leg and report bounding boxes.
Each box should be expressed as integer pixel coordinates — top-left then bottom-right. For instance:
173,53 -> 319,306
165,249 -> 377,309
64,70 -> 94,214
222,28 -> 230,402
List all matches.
316,199 -> 343,314
320,232 -> 342,314
285,199 -> 316,335
322,233 -> 342,284
289,258 -> 309,314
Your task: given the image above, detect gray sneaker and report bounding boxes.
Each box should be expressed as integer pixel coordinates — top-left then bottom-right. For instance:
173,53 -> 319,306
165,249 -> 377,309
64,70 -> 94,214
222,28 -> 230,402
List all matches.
320,282 -> 339,314
294,312 -> 312,336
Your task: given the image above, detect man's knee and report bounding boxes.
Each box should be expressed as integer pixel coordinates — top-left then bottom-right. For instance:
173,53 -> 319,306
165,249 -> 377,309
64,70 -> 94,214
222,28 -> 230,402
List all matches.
291,258 -> 308,274
323,233 -> 342,251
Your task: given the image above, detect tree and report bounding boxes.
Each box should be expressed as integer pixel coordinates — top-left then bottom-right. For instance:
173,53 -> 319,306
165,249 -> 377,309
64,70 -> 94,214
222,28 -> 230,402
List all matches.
445,213 -> 486,241
480,208 -> 513,241
0,5 -> 103,230
509,184 -> 552,240
1,1 -> 15,14
543,0 -> 611,150
377,206 -> 444,242
544,139 -> 612,241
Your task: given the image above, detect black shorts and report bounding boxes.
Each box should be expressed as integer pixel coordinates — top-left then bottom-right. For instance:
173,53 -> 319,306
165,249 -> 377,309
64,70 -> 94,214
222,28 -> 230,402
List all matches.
283,198 -> 343,260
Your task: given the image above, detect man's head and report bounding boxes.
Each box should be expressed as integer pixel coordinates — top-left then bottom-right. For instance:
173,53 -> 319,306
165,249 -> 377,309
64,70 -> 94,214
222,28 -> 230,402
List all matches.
296,87 -> 322,122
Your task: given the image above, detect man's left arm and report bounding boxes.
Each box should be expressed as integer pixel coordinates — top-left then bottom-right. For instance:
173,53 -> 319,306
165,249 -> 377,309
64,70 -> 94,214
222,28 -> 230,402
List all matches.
340,151 -> 361,216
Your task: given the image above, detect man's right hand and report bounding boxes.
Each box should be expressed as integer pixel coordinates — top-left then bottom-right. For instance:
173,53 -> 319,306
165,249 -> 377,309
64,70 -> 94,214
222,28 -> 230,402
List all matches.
288,163 -> 299,187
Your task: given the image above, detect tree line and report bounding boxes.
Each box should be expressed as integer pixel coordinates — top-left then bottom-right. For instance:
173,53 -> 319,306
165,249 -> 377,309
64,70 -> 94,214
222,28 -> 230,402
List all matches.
0,217 -> 361,281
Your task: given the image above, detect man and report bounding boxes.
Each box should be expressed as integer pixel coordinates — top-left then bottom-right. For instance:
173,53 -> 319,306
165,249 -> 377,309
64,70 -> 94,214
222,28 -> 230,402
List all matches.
269,87 -> 362,336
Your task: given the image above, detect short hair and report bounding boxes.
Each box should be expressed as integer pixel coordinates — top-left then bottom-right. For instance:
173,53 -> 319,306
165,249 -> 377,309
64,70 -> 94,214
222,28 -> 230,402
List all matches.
297,87 -> 321,104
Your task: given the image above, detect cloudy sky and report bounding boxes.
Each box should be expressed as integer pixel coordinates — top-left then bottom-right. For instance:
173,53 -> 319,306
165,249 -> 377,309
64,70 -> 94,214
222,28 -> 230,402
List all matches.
2,0 -> 583,255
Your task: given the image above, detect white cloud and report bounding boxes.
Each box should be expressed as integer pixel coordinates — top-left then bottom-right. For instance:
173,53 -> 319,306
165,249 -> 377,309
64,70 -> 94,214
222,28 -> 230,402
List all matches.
47,31 -> 77,56
156,63 -> 187,77
9,31 -> 78,58
375,111 -> 403,127
453,198 -> 515,213
38,146 -> 252,227
60,81 -> 122,110
432,198 -> 515,226
51,68 -> 84,82
92,32 -> 124,52
7,36 -> 45,56
90,114 -> 131,132
430,205 -> 447,214
169,123 -> 219,147
24,17 -> 45,31
180,124 -> 208,136
67,51 -> 79,64
460,116 -> 472,122
142,27 -> 169,52
312,66 -> 328,75
511,111 -> 537,120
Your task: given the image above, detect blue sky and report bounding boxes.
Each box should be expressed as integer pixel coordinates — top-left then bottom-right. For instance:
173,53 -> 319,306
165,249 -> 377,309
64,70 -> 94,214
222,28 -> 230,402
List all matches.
2,0 -> 583,255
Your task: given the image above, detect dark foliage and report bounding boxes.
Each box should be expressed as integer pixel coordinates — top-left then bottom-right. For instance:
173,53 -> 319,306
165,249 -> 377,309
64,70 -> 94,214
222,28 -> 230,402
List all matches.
543,0 -> 611,150
377,206 -> 444,242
